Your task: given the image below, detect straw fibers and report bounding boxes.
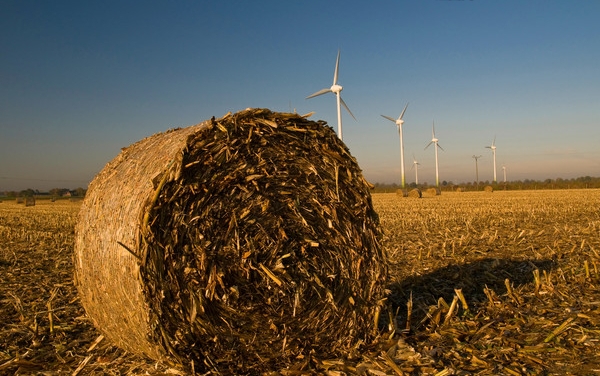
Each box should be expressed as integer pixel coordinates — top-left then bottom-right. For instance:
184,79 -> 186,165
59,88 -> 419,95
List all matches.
407,188 -> 422,198
74,108 -> 388,373
424,188 -> 441,197
396,189 -> 408,197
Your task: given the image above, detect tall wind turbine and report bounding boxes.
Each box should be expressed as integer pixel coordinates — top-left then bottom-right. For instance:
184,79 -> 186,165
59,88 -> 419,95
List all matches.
472,155 -> 482,190
306,50 -> 355,140
424,121 -> 444,187
381,103 -> 409,188
411,153 -> 420,185
485,136 -> 497,183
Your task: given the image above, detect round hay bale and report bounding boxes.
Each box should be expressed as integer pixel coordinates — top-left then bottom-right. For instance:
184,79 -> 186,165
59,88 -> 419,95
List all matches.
407,188 -> 422,198
425,187 -> 441,196
456,187 -> 465,192
74,108 -> 388,373
25,196 -> 36,206
396,188 -> 408,197
484,185 -> 494,192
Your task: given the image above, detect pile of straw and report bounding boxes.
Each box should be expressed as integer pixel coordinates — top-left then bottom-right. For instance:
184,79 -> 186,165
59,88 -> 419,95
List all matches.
407,188 -> 422,198
75,108 -> 388,373
424,187 -> 441,197
396,189 -> 408,197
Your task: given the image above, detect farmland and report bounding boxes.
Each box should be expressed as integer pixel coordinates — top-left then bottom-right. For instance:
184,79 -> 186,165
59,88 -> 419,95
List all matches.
1,190 -> 600,375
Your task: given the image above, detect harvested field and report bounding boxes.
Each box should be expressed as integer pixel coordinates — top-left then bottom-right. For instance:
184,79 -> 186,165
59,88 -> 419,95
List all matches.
1,189 -> 600,374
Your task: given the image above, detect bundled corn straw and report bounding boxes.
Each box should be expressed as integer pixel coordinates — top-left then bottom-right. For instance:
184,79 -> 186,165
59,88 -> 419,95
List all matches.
74,108 -> 388,373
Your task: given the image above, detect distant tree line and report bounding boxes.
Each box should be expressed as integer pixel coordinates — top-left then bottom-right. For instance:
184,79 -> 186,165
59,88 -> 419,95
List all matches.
372,176 -> 600,193
0,187 -> 87,198
2,176 -> 599,197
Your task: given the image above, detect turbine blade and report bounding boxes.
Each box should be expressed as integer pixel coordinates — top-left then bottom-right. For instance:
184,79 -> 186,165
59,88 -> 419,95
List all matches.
381,115 -> 396,123
437,143 -> 445,151
333,50 -> 340,85
306,88 -> 331,99
485,146 -> 491,149
493,135 -> 496,146
399,102 -> 409,120
425,141 -> 433,150
340,97 -> 356,120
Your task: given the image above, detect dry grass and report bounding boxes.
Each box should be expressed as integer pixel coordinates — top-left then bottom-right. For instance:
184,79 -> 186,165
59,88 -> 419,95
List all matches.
2,189 -> 600,374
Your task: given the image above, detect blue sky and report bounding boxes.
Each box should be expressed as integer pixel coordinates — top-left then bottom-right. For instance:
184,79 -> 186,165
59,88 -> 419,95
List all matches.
1,0 -> 599,191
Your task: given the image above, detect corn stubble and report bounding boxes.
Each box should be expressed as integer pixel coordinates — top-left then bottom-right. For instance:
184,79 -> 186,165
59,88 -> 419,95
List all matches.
2,175 -> 600,374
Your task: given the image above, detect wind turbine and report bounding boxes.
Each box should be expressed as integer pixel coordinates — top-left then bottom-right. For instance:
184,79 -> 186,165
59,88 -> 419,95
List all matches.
381,103 -> 409,188
502,165 -> 507,183
411,153 -> 420,185
306,50 -> 355,140
424,121 -> 444,187
472,155 -> 482,190
485,136 -> 497,183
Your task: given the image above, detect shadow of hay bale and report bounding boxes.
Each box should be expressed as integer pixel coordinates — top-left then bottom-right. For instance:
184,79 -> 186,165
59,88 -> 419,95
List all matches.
387,258 -> 556,330
74,108 -> 388,373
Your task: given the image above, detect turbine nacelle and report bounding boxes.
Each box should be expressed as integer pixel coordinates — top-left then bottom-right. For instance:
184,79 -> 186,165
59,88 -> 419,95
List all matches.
331,84 -> 343,94
381,103 -> 409,128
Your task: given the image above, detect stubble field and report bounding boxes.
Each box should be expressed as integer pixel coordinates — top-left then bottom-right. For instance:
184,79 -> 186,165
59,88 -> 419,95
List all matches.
1,189 -> 600,375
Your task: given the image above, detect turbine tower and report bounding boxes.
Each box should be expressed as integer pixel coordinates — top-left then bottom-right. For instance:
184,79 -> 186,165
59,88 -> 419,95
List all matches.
381,103 -> 409,188
485,136 -> 497,183
502,165 -> 507,183
472,155 -> 482,190
306,50 -> 355,140
411,153 -> 420,185
424,121 -> 444,187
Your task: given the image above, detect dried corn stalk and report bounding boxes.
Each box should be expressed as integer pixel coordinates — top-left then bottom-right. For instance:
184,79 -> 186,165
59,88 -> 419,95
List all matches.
74,108 -> 388,374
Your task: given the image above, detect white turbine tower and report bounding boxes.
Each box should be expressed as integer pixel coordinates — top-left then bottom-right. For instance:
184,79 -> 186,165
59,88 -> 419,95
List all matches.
306,50 -> 355,140
502,165 -> 507,183
472,154 -> 482,190
381,103 -> 409,188
411,153 -> 420,185
424,121 -> 444,187
485,136 -> 497,183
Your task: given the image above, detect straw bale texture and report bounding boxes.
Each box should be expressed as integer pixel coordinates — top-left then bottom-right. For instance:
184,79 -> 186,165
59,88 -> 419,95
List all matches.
396,189 -> 408,197
425,187 -> 441,196
74,108 -> 388,373
484,185 -> 494,192
407,188 -> 422,198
